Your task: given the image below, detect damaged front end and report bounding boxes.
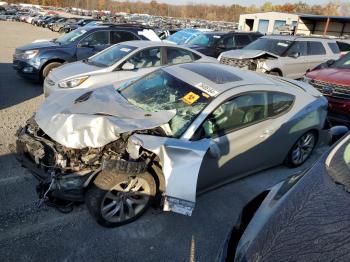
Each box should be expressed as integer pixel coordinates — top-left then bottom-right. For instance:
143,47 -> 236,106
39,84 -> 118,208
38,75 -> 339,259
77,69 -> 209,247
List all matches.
220,51 -> 278,73
15,117 -> 153,203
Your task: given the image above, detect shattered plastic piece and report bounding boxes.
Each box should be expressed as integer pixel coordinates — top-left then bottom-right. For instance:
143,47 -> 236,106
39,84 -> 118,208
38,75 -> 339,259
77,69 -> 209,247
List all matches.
130,134 -> 210,215
35,86 -> 176,149
163,196 -> 195,216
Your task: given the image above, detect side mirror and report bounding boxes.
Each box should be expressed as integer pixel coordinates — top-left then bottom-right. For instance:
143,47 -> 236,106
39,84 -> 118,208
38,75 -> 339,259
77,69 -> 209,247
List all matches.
121,62 -> 136,71
208,141 -> 221,159
329,126 -> 349,145
288,52 -> 300,58
326,59 -> 335,67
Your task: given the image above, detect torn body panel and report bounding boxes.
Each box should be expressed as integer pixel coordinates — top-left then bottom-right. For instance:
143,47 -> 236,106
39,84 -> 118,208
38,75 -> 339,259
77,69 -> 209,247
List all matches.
127,134 -> 211,215
35,85 -> 176,149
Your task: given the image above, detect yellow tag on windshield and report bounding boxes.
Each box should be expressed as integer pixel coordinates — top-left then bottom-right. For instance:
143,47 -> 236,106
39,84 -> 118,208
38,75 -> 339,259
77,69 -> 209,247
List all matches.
182,92 -> 200,105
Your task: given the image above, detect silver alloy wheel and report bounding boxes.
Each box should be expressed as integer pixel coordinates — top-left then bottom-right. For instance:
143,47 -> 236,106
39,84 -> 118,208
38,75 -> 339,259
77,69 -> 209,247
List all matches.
100,177 -> 151,223
291,133 -> 315,165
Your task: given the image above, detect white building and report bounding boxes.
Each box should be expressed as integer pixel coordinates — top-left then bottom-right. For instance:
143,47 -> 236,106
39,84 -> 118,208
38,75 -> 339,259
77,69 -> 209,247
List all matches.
239,11 -> 350,37
239,12 -> 299,35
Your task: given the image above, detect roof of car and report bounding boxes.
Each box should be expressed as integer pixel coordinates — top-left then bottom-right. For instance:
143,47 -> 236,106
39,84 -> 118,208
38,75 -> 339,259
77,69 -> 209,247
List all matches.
262,35 -> 336,42
162,62 -> 277,94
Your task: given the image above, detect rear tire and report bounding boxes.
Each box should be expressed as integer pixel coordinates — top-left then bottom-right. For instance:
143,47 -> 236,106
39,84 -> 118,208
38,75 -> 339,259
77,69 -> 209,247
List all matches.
85,171 -> 156,227
285,131 -> 317,167
41,62 -> 62,80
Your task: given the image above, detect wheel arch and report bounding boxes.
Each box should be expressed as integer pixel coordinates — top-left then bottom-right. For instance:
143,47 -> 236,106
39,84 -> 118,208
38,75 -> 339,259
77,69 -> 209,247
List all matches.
39,58 -> 66,80
268,68 -> 283,76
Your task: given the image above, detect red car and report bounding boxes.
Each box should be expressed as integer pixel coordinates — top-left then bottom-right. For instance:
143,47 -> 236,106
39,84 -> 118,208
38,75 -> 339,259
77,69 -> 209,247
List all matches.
304,52 -> 350,126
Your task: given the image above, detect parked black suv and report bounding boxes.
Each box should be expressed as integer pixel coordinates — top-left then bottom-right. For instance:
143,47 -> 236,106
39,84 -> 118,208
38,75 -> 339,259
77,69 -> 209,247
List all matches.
13,25 -> 160,81
185,31 -> 263,58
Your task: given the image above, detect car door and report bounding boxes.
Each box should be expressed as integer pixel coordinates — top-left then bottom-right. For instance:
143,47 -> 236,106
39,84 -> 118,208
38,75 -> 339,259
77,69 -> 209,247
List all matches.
76,30 -> 110,60
116,46 -> 164,81
194,91 -> 295,191
280,40 -> 308,79
307,41 -> 328,71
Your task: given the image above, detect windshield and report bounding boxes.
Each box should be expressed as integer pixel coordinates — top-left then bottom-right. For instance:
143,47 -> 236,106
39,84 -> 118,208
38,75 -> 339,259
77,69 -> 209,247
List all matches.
243,38 -> 293,56
166,29 -> 200,45
187,33 -> 220,47
88,44 -> 137,67
55,28 -> 88,45
333,52 -> 350,69
119,70 -> 212,137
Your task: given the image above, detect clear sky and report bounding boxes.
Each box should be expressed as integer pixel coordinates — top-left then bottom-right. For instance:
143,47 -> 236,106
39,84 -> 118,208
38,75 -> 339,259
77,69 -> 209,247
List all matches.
141,0 -> 338,6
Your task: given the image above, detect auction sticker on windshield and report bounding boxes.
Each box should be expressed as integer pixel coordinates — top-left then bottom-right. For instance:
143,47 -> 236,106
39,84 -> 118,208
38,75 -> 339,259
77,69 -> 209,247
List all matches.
182,92 -> 200,105
195,82 -> 219,97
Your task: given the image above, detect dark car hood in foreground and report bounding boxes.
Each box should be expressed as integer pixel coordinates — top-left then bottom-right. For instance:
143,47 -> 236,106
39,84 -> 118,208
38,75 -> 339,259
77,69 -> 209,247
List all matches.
307,68 -> 350,86
35,85 -> 175,149
235,134 -> 350,261
16,40 -> 61,52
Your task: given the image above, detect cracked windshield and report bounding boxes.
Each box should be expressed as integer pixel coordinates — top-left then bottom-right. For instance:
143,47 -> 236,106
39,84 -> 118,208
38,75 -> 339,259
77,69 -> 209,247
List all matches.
119,69 -> 212,137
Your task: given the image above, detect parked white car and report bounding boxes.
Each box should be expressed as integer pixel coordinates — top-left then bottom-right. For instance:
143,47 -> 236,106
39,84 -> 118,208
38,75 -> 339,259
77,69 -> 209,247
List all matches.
44,40 -> 216,97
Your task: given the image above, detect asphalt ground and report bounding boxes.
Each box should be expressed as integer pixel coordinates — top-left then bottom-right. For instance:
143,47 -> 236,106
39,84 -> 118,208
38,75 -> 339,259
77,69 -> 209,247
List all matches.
0,20 -> 328,262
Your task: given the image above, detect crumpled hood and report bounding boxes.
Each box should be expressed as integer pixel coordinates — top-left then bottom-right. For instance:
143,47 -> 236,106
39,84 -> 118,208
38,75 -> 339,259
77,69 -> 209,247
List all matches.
221,49 -> 279,59
50,61 -> 103,82
35,86 -> 176,149
307,68 -> 350,86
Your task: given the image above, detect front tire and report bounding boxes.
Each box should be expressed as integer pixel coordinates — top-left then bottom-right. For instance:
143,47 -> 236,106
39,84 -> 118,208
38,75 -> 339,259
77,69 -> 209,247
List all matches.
285,131 -> 317,167
41,62 -> 62,80
86,171 -> 156,227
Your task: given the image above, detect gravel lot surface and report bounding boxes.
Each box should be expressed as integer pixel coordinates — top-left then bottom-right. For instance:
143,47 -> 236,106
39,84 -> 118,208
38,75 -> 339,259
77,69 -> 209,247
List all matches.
0,21 -> 328,262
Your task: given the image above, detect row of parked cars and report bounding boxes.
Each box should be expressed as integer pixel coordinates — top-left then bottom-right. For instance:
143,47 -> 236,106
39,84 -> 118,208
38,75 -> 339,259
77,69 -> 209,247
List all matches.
13,18 -> 350,126
8,8 -> 350,261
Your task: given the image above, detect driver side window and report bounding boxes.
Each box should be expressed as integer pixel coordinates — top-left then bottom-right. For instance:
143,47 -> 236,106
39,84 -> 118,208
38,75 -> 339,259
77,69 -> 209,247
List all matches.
199,92 -> 268,138
286,41 -> 307,56
126,47 -> 161,69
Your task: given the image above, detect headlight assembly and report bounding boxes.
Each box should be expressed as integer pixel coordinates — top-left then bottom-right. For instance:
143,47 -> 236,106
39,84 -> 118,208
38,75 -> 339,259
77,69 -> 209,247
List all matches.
58,76 -> 89,88
20,50 -> 39,60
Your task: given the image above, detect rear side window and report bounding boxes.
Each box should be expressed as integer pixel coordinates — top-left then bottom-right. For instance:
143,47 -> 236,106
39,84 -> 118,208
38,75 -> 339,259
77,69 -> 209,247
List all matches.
110,31 -> 137,44
166,48 -> 199,65
268,92 -> 294,117
328,43 -> 340,54
235,35 -> 252,47
308,42 -> 326,55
